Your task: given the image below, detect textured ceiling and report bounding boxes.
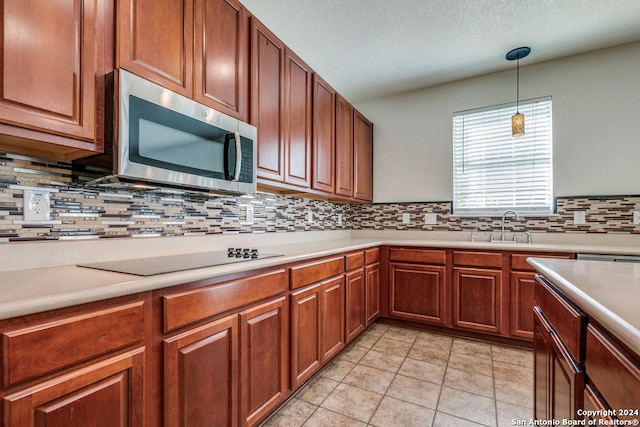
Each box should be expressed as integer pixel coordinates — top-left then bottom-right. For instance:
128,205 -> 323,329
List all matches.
239,0 -> 640,102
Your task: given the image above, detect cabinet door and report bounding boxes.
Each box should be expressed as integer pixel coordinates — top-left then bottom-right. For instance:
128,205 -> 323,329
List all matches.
251,19 -> 285,183
240,297 -> 289,427
550,332 -> 584,421
345,269 -> 365,342
312,75 -> 335,193
534,307 -> 552,420
283,48 -> 313,188
290,284 -> 322,388
0,0 -> 103,145
389,263 -> 447,325
164,315 -> 238,427
453,267 -> 503,334
3,348 -> 145,427
194,0 -> 247,119
118,0 -> 193,96
322,276 -> 345,360
365,262 -> 380,325
335,95 -> 354,197
353,111 -> 373,202
511,271 -> 536,339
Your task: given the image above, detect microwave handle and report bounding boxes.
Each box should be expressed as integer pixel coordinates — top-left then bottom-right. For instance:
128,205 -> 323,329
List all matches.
233,132 -> 242,181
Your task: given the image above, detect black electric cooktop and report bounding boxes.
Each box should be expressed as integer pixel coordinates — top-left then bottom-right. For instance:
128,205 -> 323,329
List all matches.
78,248 -> 283,276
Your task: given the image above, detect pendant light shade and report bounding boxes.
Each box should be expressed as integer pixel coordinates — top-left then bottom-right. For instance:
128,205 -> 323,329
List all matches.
506,47 -> 531,137
512,112 -> 525,136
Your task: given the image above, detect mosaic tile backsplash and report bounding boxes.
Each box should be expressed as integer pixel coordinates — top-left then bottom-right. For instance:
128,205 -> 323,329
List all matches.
0,153 -> 638,243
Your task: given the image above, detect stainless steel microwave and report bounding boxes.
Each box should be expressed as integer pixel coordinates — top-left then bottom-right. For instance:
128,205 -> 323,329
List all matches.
73,69 -> 257,194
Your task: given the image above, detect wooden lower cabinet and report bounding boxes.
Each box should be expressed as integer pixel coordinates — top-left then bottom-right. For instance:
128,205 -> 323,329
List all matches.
345,268 -> 365,342
389,262 -> 447,325
511,271 -> 536,339
163,314 -> 239,427
365,262 -> 380,325
533,307 -> 584,420
239,297 -> 289,427
290,276 -> 345,389
452,267 -> 503,334
3,348 -> 145,427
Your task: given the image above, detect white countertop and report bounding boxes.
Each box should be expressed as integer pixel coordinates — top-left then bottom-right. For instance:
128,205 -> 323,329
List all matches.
527,257 -> 640,356
1,230 -> 639,323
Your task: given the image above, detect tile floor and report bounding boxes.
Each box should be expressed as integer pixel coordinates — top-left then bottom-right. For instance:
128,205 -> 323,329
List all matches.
263,322 -> 533,427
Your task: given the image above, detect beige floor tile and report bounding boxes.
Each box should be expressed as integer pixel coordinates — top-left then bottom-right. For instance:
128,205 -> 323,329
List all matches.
494,377 -> 533,408
496,401 -> 533,427
493,361 -> 533,385
354,333 -> 379,349
407,343 -> 451,365
415,331 -> 453,351
432,411 -> 488,427
381,326 -> 420,343
386,374 -> 441,409
369,396 -> 436,427
447,351 -> 494,375
263,398 -> 317,427
443,366 -> 494,398
364,322 -> 390,337
320,383 -> 383,423
297,377 -> 339,405
342,364 -> 395,394
492,346 -> 533,368
371,337 -> 413,357
359,349 -> 405,373
451,338 -> 493,359
437,386 -> 497,427
302,407 -> 367,427
398,357 -> 447,384
339,344 -> 369,364
320,359 -> 355,382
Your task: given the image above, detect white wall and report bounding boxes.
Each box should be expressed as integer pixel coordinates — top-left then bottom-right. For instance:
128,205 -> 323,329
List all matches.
355,42 -> 640,203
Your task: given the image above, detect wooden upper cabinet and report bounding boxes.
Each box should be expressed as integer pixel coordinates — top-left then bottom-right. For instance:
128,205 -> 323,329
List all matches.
312,75 -> 336,194
335,95 -> 354,198
251,19 -> 285,183
194,0 -> 248,119
118,0 -> 193,96
0,0 -> 106,159
354,110 -> 373,202
283,48 -> 313,188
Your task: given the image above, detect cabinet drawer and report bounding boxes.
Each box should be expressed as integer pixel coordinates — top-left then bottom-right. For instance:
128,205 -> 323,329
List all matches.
163,269 -> 286,333
534,277 -> 586,362
389,248 -> 446,265
365,248 -> 379,264
345,252 -> 364,270
511,253 -> 574,272
586,325 -> 640,420
3,301 -> 144,386
290,257 -> 344,290
453,251 -> 502,268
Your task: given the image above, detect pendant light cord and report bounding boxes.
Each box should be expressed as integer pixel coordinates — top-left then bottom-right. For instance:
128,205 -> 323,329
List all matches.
516,57 -> 520,114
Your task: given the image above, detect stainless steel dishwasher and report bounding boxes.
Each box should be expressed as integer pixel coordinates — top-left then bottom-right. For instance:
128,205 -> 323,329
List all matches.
576,253 -> 640,263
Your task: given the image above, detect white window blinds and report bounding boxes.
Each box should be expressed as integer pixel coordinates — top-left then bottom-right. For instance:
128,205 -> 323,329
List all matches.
452,97 -> 553,216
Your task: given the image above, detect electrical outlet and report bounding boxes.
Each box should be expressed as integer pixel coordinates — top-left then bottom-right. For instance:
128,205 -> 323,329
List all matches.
307,210 -> 313,224
402,213 -> 410,224
634,210 -> 640,225
24,189 -> 51,221
424,213 -> 437,225
245,205 -> 254,224
573,211 -> 586,225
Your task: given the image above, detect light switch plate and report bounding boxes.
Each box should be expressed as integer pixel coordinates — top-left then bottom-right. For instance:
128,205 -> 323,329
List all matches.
245,205 -> 254,224
634,210 -> 640,225
307,210 -> 313,224
424,213 -> 437,224
574,211 -> 586,225
337,213 -> 343,226
402,213 -> 410,224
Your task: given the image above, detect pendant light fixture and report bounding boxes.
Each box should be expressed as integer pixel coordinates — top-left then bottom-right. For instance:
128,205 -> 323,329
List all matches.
506,47 -> 531,137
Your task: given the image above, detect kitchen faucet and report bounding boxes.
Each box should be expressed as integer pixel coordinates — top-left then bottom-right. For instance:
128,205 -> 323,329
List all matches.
500,210 -> 520,241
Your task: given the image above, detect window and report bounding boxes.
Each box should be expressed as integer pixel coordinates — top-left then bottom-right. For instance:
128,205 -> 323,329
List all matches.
452,97 -> 553,216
